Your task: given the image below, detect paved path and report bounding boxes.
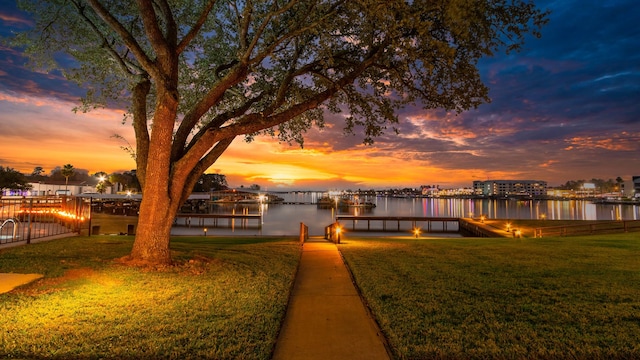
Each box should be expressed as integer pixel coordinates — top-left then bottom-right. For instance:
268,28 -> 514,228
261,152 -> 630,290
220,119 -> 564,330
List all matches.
272,239 -> 390,360
0,273 -> 43,294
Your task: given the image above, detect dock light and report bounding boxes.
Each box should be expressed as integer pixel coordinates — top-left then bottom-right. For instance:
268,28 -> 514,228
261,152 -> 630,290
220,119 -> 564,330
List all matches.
204,228 -> 208,236
413,227 -> 421,238
506,223 -> 511,232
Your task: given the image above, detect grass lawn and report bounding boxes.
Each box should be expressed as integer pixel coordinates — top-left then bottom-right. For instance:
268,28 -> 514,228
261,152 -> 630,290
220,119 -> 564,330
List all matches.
0,235 -> 301,359
339,233 -> 640,359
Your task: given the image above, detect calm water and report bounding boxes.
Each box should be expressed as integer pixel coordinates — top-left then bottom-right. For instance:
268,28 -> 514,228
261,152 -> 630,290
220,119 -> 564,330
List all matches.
170,193 -> 640,237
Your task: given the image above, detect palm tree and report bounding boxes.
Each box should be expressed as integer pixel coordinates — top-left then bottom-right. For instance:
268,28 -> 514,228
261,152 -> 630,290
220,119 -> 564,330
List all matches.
61,164 -> 75,194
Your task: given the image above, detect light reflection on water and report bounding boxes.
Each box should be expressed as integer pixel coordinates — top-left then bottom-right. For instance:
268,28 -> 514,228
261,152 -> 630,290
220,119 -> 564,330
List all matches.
171,194 -> 640,237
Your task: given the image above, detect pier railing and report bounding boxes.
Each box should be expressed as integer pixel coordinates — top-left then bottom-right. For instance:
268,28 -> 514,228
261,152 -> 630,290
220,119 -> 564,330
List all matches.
335,215 -> 460,233
174,213 -> 262,229
534,220 -> 640,238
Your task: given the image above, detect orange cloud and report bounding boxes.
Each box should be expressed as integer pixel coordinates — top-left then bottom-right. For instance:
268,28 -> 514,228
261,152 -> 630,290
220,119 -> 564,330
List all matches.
565,133 -> 640,151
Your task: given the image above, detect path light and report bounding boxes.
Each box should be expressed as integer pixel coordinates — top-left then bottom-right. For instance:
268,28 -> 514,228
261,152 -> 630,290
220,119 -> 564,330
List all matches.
514,229 -> 522,238
506,222 -> 511,232
335,225 -> 342,242
540,213 -> 546,220
480,215 -> 486,223
413,227 -> 421,238
204,228 -> 207,237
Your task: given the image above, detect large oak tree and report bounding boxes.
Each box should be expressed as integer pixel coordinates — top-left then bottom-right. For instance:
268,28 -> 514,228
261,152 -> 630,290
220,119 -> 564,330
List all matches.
12,0 -> 547,265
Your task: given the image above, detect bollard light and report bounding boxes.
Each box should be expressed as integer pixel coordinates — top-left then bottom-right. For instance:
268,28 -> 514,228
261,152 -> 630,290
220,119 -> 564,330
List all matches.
413,227 -> 421,238
204,228 -> 207,236
506,223 -> 511,232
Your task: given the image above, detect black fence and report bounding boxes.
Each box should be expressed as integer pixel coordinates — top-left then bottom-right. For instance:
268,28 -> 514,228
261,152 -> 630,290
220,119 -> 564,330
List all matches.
0,196 -> 90,246
534,220 -> 640,238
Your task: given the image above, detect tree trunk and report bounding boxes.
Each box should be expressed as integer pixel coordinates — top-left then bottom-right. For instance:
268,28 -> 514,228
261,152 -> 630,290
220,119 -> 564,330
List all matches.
129,193 -> 174,265
128,85 -> 179,266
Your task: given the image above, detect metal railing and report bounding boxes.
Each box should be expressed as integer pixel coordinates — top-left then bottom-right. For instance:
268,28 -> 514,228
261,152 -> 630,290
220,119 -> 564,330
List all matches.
0,196 -> 90,246
534,220 -> 640,238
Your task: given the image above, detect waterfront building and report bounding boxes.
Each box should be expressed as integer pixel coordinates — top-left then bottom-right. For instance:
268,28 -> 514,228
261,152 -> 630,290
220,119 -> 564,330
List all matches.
473,180 -> 547,197
633,176 -> 640,198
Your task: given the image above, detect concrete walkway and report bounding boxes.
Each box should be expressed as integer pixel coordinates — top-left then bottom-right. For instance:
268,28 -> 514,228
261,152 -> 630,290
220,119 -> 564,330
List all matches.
272,239 -> 390,360
0,273 -> 43,294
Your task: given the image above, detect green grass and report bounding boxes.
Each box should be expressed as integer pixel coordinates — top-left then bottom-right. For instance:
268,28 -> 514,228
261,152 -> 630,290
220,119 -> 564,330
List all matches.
339,233 -> 640,359
0,236 -> 301,359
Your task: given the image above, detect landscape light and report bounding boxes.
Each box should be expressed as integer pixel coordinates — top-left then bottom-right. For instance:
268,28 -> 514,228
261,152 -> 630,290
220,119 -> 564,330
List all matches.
203,228 -> 207,236
506,223 -> 511,232
515,229 -> 522,238
413,227 -> 421,238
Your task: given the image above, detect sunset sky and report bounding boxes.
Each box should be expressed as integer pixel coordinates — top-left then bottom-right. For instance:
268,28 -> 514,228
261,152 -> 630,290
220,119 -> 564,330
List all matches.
1,1 -> 639,190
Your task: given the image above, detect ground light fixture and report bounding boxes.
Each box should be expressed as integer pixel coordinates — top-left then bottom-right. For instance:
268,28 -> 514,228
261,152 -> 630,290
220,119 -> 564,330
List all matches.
506,223 -> 511,232
413,227 -> 421,238
203,228 -> 207,236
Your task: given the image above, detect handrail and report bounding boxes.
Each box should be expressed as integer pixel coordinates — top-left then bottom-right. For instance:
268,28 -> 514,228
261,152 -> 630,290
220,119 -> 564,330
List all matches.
0,218 -> 20,241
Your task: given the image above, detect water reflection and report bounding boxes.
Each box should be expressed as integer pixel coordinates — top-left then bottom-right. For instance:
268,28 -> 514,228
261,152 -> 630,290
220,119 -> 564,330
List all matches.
171,194 -> 640,236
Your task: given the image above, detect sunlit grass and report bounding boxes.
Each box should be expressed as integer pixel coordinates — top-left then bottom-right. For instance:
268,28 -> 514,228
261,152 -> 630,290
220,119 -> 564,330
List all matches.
339,233 -> 640,359
0,236 -> 301,359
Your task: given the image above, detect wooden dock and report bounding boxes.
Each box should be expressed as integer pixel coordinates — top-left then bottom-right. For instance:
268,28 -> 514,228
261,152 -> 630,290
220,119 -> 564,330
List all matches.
336,216 -> 460,232
174,213 -> 262,228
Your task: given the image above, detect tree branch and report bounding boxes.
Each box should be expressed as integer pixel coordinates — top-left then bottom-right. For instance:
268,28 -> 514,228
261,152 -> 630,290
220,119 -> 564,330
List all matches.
176,0 -> 218,54
131,77 -> 152,189
86,0 -> 160,80
176,137 -> 235,206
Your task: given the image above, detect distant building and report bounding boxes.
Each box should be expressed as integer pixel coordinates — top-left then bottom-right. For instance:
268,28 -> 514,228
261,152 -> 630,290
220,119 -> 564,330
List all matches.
26,180 -> 106,196
633,176 -> 640,198
473,180 -> 547,197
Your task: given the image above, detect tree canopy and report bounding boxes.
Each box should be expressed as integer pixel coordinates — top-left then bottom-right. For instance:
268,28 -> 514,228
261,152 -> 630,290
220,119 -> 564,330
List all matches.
0,166 -> 31,196
11,0 -> 548,264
